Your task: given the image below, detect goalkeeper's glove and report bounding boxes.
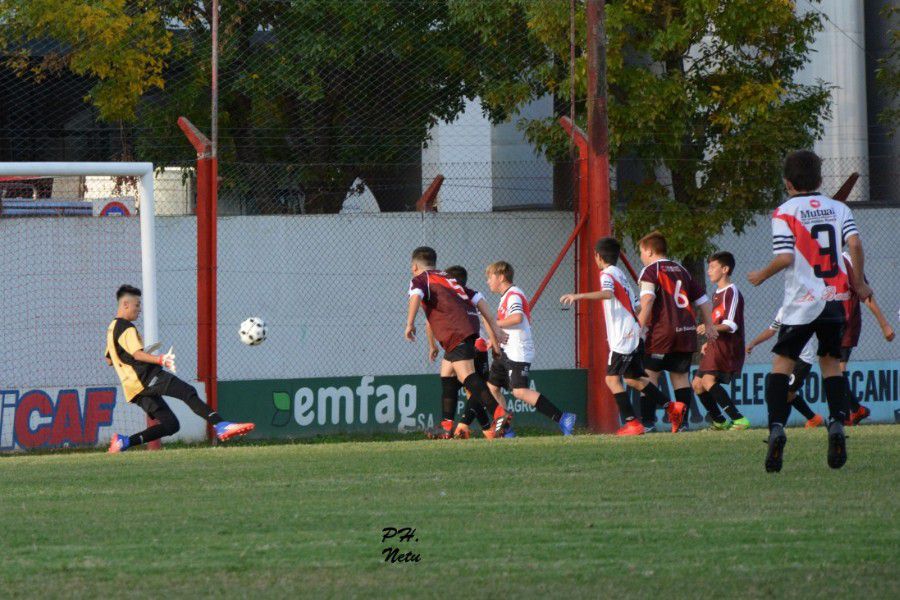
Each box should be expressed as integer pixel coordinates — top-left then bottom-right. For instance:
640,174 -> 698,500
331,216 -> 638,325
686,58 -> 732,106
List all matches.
157,346 -> 176,373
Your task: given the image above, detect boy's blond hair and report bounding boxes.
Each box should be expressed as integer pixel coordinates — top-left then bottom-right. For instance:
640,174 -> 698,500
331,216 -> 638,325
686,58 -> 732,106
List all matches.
486,261 -> 514,283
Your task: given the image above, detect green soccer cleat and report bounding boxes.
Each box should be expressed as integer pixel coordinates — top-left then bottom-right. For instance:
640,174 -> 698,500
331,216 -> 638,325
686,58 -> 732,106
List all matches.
730,417 -> 751,430
709,419 -> 731,431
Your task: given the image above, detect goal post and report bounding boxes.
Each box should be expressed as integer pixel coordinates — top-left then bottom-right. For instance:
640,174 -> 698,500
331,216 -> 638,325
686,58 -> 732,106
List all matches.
0,161 -> 161,451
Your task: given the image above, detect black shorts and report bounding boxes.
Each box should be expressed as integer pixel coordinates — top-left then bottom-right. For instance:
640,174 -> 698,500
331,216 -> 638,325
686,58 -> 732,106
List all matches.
695,370 -> 738,385
488,353 -> 531,390
644,351 -> 692,374
840,347 -> 853,363
132,393 -> 173,420
788,360 -> 813,393
607,348 -> 647,379
474,350 -> 489,379
772,314 -> 844,361
444,335 -> 478,362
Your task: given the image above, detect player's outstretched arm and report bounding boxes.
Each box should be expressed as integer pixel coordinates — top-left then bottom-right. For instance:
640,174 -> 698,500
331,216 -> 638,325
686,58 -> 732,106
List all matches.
133,346 -> 176,371
845,234 -> 872,300
746,328 -> 776,355
560,291 -> 610,305
863,294 -> 895,341
747,254 -> 792,287
405,295 -> 422,341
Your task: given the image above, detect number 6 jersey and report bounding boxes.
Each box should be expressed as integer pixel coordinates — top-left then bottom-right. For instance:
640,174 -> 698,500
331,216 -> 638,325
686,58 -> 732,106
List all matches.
771,193 -> 857,325
639,259 -> 709,354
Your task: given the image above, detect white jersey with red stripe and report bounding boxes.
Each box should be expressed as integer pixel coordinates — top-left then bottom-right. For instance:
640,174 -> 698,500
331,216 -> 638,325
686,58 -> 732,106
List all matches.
497,285 -> 535,363
771,193 -> 858,325
600,265 -> 641,355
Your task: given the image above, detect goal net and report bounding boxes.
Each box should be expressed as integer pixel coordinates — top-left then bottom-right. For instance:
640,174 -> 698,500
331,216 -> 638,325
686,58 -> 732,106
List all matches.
0,163 -> 161,451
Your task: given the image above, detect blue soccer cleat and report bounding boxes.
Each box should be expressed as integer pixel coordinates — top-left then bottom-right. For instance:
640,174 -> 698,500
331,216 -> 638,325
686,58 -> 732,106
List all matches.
215,421 -> 255,442
107,433 -> 130,454
503,428 -> 517,438
559,412 -> 576,436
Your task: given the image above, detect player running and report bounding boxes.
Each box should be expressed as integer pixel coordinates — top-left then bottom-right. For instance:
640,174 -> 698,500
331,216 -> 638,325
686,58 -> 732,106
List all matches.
636,231 -> 718,433
485,261 -> 576,436
838,252 -> 895,425
105,285 -> 255,453
748,150 -> 871,472
560,237 -> 672,436
406,247 -> 508,438
691,251 -> 750,430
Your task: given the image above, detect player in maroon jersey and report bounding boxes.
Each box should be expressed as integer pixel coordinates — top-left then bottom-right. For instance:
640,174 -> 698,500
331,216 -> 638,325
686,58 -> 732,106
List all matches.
405,247 -> 508,436
636,232 -> 718,433
691,251 -> 749,430
839,252 -> 895,426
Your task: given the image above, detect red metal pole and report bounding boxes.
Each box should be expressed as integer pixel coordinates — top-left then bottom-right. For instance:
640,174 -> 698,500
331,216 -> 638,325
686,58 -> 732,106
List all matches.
531,212 -> 588,308
178,117 -> 217,441
585,0 -> 617,433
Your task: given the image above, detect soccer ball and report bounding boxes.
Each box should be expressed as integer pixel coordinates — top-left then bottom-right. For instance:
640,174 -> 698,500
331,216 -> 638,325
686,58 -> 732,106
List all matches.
239,317 -> 267,346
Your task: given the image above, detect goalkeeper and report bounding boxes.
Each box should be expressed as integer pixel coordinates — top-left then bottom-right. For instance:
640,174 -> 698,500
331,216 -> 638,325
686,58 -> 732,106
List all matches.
104,285 -> 254,452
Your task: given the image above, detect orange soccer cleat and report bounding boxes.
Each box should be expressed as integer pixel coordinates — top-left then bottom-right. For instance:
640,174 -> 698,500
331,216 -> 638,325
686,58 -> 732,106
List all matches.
214,421 -> 255,442
615,419 -> 645,436
666,401 -> 687,433
847,405 -> 870,426
804,414 -> 824,428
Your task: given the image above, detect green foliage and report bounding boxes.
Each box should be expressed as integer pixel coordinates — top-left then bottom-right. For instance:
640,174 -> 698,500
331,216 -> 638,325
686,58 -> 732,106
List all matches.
875,4 -> 899,129
486,0 -> 831,260
0,0 -> 171,123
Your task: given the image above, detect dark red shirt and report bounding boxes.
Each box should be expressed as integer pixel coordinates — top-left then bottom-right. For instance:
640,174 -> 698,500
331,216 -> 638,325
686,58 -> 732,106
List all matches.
409,270 -> 479,351
699,284 -> 745,374
842,253 -> 862,349
639,259 -> 708,354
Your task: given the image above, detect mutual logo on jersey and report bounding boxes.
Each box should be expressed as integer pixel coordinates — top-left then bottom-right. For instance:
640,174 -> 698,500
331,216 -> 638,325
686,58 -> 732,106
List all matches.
799,208 -> 836,219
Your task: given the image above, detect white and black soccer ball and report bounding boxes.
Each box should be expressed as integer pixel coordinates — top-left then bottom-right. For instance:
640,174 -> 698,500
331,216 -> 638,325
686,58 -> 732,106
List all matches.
239,317 -> 267,346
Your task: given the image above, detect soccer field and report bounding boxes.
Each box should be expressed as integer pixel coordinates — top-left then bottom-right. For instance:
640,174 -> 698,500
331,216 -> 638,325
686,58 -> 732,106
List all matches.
1,427 -> 898,599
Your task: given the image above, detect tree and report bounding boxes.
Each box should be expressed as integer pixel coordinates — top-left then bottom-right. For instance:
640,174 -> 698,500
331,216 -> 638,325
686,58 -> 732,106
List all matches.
471,0 -> 832,261
875,4 -> 899,129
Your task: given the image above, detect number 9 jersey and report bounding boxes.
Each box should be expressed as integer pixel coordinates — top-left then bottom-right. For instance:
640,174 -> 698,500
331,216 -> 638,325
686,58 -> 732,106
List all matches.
771,193 -> 858,326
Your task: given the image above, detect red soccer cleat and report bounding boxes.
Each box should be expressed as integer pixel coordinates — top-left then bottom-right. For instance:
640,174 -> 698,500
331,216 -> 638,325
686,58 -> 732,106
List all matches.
616,419 -> 645,436
666,401 -> 687,433
805,414 -> 824,428
848,405 -> 870,426
215,421 -> 255,442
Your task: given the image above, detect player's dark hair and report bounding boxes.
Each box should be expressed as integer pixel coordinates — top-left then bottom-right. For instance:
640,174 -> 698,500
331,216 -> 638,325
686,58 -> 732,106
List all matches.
638,231 -> 667,255
116,284 -> 142,300
444,265 -> 467,286
594,237 -> 620,265
783,150 -> 822,192
411,246 -> 437,266
486,261 -> 514,283
709,251 -> 735,275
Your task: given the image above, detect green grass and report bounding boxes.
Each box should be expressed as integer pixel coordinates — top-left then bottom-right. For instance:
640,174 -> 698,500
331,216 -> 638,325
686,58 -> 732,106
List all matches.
1,426 -> 898,599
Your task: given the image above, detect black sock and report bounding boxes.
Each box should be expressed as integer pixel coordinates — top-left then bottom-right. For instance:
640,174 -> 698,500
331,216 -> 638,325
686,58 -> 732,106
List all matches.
791,393 -> 816,420
163,375 -> 222,424
765,373 -> 791,429
823,376 -> 850,423
535,394 -> 563,422
642,382 -> 669,408
462,374 -> 498,418
640,393 -> 657,427
674,387 -> 692,409
614,391 -> 635,422
842,371 -> 859,411
710,383 -> 742,420
440,376 -> 460,421
460,395 -> 490,428
129,409 -> 179,446
697,391 -> 725,422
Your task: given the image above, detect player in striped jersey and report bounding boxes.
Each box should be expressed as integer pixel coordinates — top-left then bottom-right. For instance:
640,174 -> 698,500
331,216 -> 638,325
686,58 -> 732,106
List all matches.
692,251 -> 749,430
560,237 -> 674,436
485,261 -> 576,436
838,252 -> 895,426
748,150 -> 871,472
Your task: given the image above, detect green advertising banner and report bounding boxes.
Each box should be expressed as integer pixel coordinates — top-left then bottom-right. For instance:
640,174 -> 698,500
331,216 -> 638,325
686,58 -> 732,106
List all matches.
218,369 -> 587,439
